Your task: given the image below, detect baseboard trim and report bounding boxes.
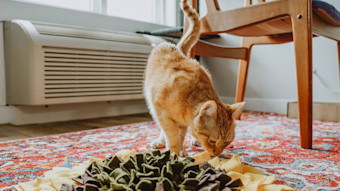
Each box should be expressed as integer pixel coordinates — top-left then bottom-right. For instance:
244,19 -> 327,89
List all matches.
0,106 -> 12,124
220,96 -> 291,114
288,102 -> 340,122
7,100 -> 148,125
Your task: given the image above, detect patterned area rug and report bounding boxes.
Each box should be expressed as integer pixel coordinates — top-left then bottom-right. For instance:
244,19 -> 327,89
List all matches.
0,111 -> 339,190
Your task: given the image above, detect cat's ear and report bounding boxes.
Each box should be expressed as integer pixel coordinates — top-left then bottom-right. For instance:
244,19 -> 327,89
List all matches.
199,100 -> 217,120
229,102 -> 245,118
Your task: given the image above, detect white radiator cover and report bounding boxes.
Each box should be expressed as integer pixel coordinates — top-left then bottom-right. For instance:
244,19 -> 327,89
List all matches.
4,20 -> 165,106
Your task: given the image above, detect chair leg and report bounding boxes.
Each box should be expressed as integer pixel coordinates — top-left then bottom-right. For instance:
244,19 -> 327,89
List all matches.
235,59 -> 249,104
235,38 -> 252,120
290,0 -> 313,149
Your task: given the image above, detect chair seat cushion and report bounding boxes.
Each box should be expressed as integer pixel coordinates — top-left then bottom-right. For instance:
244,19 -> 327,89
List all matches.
137,27 -> 220,39
312,0 -> 340,26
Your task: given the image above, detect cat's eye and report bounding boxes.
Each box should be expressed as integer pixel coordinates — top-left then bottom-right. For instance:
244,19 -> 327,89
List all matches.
208,139 -> 216,144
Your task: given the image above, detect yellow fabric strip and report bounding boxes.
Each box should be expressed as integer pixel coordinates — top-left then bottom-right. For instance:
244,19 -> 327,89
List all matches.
13,158 -> 103,191
191,152 -> 294,191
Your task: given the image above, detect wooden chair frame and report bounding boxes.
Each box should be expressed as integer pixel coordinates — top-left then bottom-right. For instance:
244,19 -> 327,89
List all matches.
185,0 -> 340,149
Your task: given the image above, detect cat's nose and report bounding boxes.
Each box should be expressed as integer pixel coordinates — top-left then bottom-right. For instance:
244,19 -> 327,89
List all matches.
213,151 -> 221,156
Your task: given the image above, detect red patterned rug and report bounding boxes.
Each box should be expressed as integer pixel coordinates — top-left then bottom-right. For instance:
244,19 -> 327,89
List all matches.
0,111 -> 339,190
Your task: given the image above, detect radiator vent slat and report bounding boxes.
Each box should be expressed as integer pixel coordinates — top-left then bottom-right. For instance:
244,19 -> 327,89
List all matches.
45,76 -> 144,80
45,83 -> 142,89
43,46 -> 147,100
45,94 -> 143,99
45,79 -> 143,84
45,87 -> 142,93
44,52 -> 148,59
45,67 -> 145,72
45,52 -> 148,60
45,71 -> 144,76
45,63 -> 146,69
45,90 -> 143,98
45,58 -> 147,64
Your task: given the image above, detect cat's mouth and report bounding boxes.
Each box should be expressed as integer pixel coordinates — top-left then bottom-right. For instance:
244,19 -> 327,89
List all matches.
201,145 -> 222,156
212,148 -> 223,156
208,142 -> 233,156
204,150 -> 221,157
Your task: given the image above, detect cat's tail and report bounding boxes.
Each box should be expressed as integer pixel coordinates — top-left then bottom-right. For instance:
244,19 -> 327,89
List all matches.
176,0 -> 200,57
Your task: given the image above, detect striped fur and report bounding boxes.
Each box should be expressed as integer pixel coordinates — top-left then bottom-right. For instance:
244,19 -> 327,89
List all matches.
176,0 -> 200,57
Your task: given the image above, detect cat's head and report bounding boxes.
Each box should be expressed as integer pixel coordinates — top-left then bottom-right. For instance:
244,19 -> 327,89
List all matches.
190,100 -> 245,156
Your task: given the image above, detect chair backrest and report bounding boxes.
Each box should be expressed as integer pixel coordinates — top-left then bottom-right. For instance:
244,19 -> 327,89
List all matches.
199,0 -> 293,36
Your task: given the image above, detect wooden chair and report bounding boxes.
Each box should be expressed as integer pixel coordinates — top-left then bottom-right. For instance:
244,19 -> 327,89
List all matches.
185,0 -> 340,149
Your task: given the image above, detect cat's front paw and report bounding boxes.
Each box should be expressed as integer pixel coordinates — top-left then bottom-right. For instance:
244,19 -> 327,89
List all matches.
190,139 -> 201,147
150,140 -> 165,149
180,150 -> 188,157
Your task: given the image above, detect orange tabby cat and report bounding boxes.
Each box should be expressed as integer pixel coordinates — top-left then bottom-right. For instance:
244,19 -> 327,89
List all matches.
144,0 -> 245,156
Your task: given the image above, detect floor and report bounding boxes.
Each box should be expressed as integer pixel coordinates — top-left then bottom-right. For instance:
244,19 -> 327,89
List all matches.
0,113 -> 153,142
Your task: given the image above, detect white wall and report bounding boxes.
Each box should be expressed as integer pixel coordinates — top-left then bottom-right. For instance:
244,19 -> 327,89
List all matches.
0,0 -> 168,124
0,22 -> 12,124
199,0 -> 340,114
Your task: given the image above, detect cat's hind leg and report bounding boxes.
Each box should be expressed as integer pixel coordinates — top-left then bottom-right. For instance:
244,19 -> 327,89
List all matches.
190,135 -> 201,147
